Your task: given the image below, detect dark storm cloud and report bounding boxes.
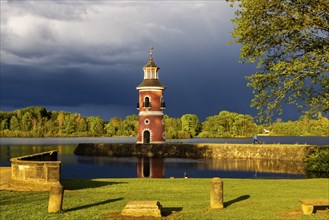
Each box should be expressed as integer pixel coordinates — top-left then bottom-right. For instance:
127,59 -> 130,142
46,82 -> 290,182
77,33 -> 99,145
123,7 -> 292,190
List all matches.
1,63 -> 138,107
0,1 -> 301,121
157,45 -> 257,120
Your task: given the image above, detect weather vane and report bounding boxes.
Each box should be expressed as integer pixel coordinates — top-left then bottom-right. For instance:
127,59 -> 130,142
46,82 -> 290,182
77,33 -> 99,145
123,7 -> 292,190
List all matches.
149,46 -> 154,58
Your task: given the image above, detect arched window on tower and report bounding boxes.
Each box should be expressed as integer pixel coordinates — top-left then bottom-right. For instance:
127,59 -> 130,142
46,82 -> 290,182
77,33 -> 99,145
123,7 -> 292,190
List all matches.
160,96 -> 165,109
143,96 -> 151,109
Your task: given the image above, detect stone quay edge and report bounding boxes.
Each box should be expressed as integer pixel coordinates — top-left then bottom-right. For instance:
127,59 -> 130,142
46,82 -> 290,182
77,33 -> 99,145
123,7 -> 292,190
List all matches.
74,143 -> 321,161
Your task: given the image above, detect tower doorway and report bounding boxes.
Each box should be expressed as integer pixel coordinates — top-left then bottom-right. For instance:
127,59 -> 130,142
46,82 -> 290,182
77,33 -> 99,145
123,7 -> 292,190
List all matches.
143,130 -> 150,143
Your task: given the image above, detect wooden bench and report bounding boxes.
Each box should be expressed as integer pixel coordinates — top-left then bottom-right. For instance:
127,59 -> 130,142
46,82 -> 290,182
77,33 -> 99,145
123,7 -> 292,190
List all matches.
299,199 -> 329,215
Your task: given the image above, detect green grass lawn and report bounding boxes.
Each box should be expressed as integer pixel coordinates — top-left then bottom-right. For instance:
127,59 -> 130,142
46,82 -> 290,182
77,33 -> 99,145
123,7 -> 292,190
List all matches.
1,178 -> 328,219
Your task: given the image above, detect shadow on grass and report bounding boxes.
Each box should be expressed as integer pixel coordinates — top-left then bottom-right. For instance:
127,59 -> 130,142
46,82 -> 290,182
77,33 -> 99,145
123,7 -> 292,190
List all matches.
162,207 -> 183,217
65,198 -> 123,212
62,179 -> 128,190
313,206 -> 329,214
224,195 -> 250,207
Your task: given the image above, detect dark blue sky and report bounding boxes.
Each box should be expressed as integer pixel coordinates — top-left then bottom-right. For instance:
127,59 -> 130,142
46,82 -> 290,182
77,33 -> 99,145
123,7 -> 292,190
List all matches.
0,1 -> 300,121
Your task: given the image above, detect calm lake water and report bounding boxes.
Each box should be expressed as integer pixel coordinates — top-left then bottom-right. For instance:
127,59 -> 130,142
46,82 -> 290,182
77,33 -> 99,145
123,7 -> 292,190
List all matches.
0,137 -> 328,179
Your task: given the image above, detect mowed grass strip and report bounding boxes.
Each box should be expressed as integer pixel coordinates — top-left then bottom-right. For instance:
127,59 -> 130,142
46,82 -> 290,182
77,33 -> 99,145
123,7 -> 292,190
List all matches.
0,178 -> 328,219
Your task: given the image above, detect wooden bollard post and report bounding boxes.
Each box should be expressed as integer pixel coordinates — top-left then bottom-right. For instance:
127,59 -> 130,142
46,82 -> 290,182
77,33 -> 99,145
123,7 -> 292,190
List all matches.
48,184 -> 64,213
210,177 -> 224,209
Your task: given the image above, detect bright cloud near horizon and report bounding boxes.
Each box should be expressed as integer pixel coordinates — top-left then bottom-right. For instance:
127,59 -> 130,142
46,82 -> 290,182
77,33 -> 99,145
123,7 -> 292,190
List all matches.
0,0 -> 299,121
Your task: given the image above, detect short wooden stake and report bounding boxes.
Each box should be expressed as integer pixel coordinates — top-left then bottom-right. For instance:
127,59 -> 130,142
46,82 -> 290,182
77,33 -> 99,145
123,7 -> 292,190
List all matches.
210,177 -> 224,209
48,184 -> 64,213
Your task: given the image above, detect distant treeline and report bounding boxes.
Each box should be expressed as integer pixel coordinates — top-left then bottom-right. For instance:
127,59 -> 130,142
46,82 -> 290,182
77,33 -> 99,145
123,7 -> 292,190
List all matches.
0,106 -> 328,138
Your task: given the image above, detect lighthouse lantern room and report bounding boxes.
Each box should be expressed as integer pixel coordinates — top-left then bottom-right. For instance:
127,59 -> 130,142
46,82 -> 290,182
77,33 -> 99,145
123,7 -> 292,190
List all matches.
136,47 -> 166,143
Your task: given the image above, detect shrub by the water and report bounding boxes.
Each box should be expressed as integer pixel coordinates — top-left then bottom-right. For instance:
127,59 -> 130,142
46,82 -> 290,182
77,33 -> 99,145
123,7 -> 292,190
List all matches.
304,147 -> 329,177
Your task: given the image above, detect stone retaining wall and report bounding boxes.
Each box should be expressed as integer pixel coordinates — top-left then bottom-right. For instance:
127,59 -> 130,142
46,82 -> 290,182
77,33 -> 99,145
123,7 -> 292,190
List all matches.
199,144 -> 312,160
10,150 -> 61,191
74,143 -> 317,161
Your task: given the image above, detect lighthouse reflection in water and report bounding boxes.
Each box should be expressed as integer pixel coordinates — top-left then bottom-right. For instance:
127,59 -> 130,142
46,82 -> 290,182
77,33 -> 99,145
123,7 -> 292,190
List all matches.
133,157 -> 304,179
137,158 -> 164,178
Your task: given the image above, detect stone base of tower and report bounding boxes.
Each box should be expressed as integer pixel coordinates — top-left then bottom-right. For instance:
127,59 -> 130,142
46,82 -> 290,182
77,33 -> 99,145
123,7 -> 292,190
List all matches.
136,136 -> 166,144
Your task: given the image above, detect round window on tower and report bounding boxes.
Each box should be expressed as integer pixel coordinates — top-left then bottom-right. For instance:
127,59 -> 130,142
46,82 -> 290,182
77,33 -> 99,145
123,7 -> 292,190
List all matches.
144,119 -> 150,125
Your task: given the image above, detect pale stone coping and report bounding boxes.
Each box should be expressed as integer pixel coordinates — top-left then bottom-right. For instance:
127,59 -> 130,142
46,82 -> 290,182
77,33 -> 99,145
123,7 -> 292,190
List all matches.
15,150 -> 58,159
139,111 -> 164,116
10,150 -> 60,166
136,87 -> 165,91
10,158 -> 61,165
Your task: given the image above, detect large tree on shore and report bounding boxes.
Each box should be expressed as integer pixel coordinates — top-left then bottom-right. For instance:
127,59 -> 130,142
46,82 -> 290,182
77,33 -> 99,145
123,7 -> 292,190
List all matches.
228,0 -> 329,121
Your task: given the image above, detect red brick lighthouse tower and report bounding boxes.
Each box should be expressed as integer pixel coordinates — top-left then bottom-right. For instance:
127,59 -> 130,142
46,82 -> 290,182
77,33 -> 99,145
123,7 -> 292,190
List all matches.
136,47 -> 166,143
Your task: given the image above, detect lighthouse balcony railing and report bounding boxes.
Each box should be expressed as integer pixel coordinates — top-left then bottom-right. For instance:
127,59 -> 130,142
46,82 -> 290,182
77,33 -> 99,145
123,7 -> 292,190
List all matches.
143,102 -> 152,110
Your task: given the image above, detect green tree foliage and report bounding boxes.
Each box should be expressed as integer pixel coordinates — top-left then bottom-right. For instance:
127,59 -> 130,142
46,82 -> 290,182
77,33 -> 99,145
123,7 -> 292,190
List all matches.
43,119 -> 57,136
9,116 -> 19,131
270,113 -> 329,136
57,112 -> 65,129
0,107 -> 92,137
105,117 -> 122,136
117,115 -> 138,136
305,147 -> 329,177
87,116 -> 104,136
104,115 -> 138,137
21,112 -> 33,132
228,0 -> 329,122
164,115 -> 182,139
165,114 -> 201,139
1,119 -> 9,130
76,115 -> 87,133
181,114 -> 201,138
0,106 -> 327,137
63,114 -> 77,134
200,111 -> 257,137
122,115 -> 138,136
